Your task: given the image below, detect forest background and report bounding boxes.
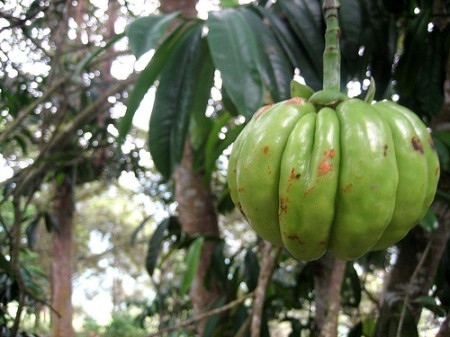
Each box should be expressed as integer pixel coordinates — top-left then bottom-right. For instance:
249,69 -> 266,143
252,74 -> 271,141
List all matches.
1,0 -> 450,337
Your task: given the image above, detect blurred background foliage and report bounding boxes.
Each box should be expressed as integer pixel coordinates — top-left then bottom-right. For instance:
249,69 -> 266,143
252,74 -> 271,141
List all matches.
0,0 -> 450,336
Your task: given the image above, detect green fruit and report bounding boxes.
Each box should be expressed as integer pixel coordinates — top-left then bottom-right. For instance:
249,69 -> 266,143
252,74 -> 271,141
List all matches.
227,94 -> 440,261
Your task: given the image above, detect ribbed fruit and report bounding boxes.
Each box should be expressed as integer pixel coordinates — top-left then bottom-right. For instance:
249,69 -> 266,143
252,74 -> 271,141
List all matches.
227,94 -> 439,261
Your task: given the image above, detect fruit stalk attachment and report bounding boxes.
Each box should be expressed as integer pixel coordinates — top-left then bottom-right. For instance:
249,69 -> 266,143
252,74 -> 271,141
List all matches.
322,0 -> 341,91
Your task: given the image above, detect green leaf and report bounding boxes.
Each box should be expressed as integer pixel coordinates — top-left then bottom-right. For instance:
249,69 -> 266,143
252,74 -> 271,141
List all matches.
241,7 -> 293,102
149,23 -> 211,178
419,208 -> 438,233
433,136 -> 450,172
260,6 -> 321,91
77,33 -> 126,73
145,217 -> 169,277
44,212 -> 59,233
290,80 -> 314,99
395,12 -> 430,96
204,112 -> 244,181
180,236 -> 205,297
202,296 -> 227,337
341,262 -> 361,308
244,249 -> 259,291
412,295 -> 447,316
118,22 -> 196,141
126,12 -> 181,59
364,77 -> 376,103
207,9 -> 263,118
347,322 -> 362,337
26,214 -> 42,250
0,253 -> 12,275
339,0 -> 363,81
131,215 -> 153,246
276,0 -> 324,89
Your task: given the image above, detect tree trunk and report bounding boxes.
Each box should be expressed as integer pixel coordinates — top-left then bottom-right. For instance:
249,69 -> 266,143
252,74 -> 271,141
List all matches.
51,176 -> 75,337
312,253 -> 346,337
174,139 -> 221,334
157,0 -> 222,334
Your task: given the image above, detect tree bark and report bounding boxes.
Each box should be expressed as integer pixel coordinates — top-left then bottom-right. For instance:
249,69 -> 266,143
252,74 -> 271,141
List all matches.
51,176 -> 75,337
157,0 -> 222,334
312,253 -> 346,337
173,139 -> 221,334
437,312 -> 450,337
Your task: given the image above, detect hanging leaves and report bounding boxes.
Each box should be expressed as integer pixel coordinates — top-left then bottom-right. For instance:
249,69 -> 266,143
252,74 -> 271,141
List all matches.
207,8 -> 264,118
149,23 -> 213,178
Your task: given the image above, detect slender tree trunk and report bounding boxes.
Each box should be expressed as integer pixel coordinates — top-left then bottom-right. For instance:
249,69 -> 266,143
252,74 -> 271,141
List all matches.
157,0 -> 222,334
174,139 -> 221,334
51,176 -> 75,337
312,253 -> 346,337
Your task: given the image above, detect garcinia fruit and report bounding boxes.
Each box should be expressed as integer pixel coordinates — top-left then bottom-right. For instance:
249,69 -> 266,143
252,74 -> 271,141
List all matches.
227,92 -> 440,261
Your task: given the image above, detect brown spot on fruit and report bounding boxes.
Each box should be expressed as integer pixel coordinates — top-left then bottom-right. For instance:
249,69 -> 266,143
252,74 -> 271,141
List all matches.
429,137 -> 436,151
263,145 -> 269,155
238,187 -> 244,192
342,183 -> 352,193
254,104 -> 273,120
412,136 -> 424,154
290,167 -> 301,180
267,165 -> 272,175
383,144 -> 388,157
282,231 -> 304,244
324,149 -> 335,159
317,240 -> 326,246
318,149 -> 335,176
304,185 -> 315,196
284,97 -> 305,105
436,167 -> 440,176
279,196 -> 289,215
318,160 -> 333,176
237,202 -> 246,217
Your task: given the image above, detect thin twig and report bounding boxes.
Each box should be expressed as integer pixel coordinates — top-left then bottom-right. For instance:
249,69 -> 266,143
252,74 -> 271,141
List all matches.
0,74 -> 71,144
9,74 -> 136,198
396,238 -> 433,337
251,241 -> 281,337
10,197 -> 25,337
145,292 -> 255,337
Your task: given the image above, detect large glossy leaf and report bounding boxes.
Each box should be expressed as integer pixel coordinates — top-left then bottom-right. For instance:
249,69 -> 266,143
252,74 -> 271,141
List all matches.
394,11 -> 430,96
364,2 -> 397,99
395,11 -> 447,118
244,248 -> 259,292
276,0 -> 324,88
207,9 -> 263,118
339,0 -> 363,81
241,7 -> 293,102
149,23 -> 213,178
180,236 -> 204,296
118,22 -> 195,140
126,12 -> 181,58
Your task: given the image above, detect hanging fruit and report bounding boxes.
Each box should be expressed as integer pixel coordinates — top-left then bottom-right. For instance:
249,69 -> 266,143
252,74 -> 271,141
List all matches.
227,0 -> 440,261
227,90 -> 439,261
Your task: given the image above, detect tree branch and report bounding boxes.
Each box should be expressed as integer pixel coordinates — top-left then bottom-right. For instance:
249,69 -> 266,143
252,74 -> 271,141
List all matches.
8,74 -> 136,198
319,258 -> 346,337
251,241 -> 281,337
145,292 -> 255,337
0,74 -> 71,144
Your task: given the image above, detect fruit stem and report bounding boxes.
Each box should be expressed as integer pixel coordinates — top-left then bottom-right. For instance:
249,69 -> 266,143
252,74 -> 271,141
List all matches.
322,0 -> 341,91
